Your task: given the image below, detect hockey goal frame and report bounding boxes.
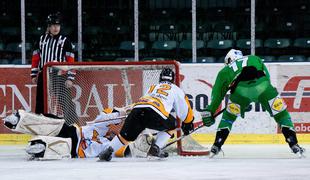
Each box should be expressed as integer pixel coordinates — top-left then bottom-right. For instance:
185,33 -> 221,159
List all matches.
42,60 -> 208,156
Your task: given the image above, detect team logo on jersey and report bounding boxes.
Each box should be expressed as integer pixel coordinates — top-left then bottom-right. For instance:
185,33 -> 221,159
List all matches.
227,102 -> 241,116
281,76 -> 310,112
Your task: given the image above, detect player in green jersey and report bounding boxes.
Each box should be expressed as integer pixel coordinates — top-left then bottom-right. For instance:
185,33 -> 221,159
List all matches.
201,49 -> 305,157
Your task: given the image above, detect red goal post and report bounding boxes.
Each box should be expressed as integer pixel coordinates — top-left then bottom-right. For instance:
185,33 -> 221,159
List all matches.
43,60 -> 209,156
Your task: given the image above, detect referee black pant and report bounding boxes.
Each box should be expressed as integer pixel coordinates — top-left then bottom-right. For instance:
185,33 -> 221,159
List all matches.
34,72 -> 78,125
35,72 -> 44,114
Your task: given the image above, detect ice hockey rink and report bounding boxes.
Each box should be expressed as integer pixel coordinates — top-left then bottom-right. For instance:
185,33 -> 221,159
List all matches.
0,144 -> 309,180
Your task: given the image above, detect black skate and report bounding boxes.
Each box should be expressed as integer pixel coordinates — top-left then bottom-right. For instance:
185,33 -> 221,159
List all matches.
209,145 -> 222,158
291,144 -> 306,158
148,143 -> 168,158
98,146 -> 114,161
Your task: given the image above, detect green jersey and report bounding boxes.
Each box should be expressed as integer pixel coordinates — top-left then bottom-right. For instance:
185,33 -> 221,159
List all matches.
208,55 -> 270,113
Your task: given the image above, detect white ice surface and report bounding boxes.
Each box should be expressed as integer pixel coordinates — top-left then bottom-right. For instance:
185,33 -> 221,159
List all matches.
0,144 -> 309,180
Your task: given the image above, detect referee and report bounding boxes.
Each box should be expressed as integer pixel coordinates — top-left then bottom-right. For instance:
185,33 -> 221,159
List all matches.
31,12 -> 77,123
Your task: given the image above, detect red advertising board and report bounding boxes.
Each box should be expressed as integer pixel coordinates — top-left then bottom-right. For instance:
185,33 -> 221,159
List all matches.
281,76 -> 310,112
0,66 -> 36,133
294,123 -> 310,133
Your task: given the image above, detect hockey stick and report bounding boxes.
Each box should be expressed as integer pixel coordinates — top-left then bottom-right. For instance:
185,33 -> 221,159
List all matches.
86,113 -> 127,125
161,108 -> 226,150
86,104 -> 134,125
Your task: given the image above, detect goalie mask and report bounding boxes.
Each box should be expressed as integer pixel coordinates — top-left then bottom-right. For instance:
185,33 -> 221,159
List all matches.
159,68 -> 174,83
224,49 -> 243,65
46,12 -> 62,25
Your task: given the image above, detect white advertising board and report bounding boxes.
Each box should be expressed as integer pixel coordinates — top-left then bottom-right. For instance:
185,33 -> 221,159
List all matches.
180,63 -> 310,134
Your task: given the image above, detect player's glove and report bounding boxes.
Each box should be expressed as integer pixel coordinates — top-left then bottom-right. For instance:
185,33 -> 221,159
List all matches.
181,121 -> 194,135
201,109 -> 215,127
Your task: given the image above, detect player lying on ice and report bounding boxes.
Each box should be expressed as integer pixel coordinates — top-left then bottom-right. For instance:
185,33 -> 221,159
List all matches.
201,49 -> 305,158
98,67 -> 195,161
2,106 -> 161,160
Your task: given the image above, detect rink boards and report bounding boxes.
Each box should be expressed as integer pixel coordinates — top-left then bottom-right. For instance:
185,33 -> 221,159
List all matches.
0,63 -> 309,144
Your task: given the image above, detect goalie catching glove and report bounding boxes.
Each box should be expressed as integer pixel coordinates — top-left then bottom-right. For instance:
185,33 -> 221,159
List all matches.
201,107 -> 215,127
181,121 -> 194,135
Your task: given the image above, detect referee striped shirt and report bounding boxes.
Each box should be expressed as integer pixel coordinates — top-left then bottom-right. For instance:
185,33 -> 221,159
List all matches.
31,33 -> 75,78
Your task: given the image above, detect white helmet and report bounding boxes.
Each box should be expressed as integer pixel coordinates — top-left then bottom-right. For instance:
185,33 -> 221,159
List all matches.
224,49 -> 243,65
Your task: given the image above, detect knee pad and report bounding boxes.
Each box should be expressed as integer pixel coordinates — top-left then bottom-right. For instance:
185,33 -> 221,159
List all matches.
226,99 -> 241,117
268,95 -> 287,116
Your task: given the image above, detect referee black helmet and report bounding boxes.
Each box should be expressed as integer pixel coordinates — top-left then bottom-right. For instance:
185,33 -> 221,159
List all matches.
47,12 -> 62,25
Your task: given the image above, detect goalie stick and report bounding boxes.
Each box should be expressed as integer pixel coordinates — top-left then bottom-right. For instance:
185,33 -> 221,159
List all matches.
161,108 -> 226,150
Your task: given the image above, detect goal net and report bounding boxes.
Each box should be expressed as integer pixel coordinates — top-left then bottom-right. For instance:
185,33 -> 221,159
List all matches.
43,61 -> 209,156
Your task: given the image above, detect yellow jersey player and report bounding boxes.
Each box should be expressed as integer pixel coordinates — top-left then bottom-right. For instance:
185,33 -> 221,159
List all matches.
99,68 -> 195,161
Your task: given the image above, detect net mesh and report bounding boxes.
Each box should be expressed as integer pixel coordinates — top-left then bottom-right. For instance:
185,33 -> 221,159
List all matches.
44,61 -> 208,156
45,63 -> 176,126
165,135 -> 209,155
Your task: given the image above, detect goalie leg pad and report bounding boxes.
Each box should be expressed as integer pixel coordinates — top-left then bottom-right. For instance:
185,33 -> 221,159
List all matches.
128,133 -> 154,158
27,136 -> 72,160
134,133 -> 154,153
14,110 -> 65,136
